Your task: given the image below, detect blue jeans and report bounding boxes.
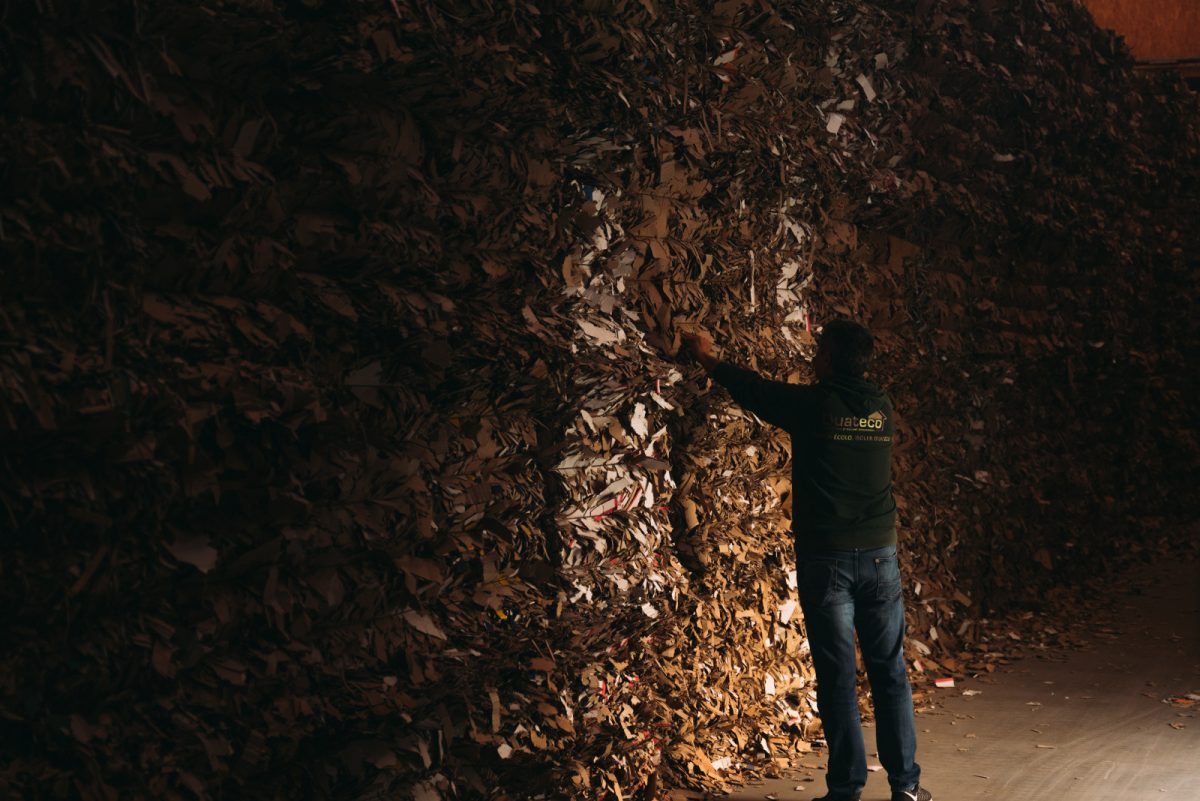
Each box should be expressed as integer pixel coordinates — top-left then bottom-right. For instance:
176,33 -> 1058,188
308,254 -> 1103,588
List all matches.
796,543 -> 921,797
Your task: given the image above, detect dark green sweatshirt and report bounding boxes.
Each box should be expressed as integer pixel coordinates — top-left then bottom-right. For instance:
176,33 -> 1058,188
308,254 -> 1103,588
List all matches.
710,362 -> 897,550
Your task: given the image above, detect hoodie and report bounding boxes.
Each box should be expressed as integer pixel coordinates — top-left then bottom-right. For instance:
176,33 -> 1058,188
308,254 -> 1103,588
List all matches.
710,363 -> 897,550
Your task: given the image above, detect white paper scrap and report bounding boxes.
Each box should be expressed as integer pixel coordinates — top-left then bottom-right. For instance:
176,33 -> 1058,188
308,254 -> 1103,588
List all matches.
650,391 -> 674,410
630,402 -> 648,438
856,74 -> 877,101
779,599 -> 798,625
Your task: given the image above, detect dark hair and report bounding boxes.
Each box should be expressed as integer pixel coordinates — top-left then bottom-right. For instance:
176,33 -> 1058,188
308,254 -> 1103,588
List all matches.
819,319 -> 874,376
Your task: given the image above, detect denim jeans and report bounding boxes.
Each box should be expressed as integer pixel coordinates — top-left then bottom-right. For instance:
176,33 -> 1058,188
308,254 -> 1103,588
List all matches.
796,542 -> 920,797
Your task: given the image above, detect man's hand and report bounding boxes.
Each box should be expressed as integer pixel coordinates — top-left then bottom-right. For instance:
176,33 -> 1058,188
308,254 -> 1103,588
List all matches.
681,331 -> 720,373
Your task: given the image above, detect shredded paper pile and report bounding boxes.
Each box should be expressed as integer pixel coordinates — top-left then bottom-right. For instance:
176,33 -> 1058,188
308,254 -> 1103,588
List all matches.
1,1 -> 1197,800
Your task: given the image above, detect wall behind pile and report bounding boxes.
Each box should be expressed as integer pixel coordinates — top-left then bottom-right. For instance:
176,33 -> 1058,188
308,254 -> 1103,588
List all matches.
1083,0 -> 1200,60
1,2 -> 1196,801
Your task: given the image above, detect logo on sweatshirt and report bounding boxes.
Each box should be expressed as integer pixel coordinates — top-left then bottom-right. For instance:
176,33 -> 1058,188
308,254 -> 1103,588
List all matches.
827,410 -> 888,431
823,409 -> 891,443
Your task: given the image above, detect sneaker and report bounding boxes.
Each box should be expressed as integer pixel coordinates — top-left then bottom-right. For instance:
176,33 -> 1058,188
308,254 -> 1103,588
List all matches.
812,793 -> 861,801
891,783 -> 932,801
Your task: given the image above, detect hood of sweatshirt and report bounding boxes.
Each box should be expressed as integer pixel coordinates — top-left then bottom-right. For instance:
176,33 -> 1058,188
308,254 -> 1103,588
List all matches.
819,373 -> 888,416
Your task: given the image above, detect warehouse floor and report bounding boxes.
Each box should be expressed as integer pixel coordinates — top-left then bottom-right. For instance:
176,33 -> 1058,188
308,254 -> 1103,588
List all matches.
716,555 -> 1200,801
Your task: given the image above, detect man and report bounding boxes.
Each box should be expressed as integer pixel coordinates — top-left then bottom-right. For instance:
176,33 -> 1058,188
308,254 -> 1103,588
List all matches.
681,320 -> 931,801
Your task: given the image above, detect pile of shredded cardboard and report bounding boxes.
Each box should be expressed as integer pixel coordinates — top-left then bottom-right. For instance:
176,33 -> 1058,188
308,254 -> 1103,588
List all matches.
1,1 -> 1196,799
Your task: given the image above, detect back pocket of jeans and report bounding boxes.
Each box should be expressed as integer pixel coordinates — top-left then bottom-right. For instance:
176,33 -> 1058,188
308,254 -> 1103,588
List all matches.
874,554 -> 902,601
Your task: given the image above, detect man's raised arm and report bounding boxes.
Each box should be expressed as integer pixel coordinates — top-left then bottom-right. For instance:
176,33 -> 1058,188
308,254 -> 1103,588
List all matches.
681,332 -> 805,432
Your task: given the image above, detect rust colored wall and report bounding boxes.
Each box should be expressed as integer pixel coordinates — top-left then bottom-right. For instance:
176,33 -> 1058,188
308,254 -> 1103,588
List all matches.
1083,0 -> 1200,60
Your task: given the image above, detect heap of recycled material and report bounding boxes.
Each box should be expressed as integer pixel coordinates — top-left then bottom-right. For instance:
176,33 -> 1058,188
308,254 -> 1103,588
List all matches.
1,1 -> 1196,799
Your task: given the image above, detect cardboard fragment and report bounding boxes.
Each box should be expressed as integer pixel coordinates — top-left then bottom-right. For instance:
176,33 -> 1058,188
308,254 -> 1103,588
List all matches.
403,610 -> 447,640
164,537 -> 219,573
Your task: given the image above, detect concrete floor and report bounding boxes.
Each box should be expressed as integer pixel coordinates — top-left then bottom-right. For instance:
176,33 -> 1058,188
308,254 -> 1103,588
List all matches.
722,556 -> 1200,801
